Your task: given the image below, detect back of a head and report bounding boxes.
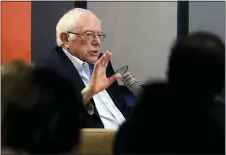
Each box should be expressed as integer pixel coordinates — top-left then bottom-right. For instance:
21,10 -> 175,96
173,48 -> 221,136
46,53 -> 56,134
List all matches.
2,62 -> 84,154
168,31 -> 225,97
1,60 -> 35,118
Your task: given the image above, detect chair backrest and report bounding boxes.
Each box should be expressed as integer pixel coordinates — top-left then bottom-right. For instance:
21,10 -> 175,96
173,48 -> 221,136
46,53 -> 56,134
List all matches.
76,129 -> 117,155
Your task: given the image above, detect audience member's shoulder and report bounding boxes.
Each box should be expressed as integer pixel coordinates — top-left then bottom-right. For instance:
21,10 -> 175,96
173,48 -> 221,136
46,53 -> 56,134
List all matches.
132,81 -> 174,114
33,67 -> 75,93
142,80 -> 172,97
146,80 -> 169,89
33,67 -> 63,80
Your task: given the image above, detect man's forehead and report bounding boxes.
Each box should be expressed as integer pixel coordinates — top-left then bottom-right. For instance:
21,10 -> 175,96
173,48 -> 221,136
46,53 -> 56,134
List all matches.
73,13 -> 102,31
74,26 -> 103,32
74,24 -> 102,33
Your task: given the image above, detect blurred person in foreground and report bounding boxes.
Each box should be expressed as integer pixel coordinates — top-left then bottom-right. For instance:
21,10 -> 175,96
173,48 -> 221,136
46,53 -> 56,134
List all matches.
1,60 -> 86,154
35,8 -> 130,129
114,31 -> 225,154
215,89 -> 225,104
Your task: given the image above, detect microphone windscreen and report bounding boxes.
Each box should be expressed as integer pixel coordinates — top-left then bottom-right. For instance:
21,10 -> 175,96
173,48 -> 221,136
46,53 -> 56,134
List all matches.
115,65 -> 128,77
116,65 -> 143,97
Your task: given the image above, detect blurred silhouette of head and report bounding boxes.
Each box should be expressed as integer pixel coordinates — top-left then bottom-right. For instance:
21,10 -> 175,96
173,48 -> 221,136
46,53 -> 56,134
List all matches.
167,31 -> 225,97
2,60 -> 84,154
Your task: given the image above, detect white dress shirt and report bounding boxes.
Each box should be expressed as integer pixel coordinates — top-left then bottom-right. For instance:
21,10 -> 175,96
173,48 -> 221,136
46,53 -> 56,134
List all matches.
62,48 -> 126,129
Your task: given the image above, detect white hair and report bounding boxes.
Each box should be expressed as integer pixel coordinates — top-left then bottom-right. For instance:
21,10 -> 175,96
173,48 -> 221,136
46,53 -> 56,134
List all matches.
56,8 -> 93,46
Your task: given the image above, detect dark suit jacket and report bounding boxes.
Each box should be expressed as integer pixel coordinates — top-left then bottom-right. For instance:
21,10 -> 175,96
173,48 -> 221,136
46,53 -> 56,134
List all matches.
35,46 -> 131,128
114,82 -> 225,154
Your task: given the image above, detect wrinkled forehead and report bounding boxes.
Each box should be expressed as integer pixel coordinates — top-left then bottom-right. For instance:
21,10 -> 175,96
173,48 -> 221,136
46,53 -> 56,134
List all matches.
75,13 -> 102,32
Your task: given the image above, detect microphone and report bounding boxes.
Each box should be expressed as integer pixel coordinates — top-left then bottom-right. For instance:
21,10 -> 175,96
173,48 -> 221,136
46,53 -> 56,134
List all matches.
116,65 -> 143,97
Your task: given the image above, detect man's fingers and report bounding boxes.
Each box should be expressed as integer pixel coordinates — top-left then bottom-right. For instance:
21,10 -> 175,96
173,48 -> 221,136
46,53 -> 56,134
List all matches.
95,51 -> 112,69
103,51 -> 112,67
98,54 -> 106,66
108,73 -> 121,86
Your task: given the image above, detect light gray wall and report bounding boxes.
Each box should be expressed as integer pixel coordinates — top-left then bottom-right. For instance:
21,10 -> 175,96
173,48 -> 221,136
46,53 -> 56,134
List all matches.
189,1 -> 225,41
88,2 -> 177,85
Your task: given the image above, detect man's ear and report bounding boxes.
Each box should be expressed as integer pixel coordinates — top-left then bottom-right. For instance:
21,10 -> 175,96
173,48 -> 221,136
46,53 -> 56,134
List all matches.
60,32 -> 70,48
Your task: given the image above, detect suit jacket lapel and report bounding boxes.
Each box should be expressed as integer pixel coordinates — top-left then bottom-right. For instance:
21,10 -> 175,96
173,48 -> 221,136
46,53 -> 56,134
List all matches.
56,47 -> 85,91
55,47 -> 101,118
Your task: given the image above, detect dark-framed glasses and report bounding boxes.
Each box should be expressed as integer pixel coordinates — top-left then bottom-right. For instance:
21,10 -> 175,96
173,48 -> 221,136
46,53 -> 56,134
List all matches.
67,31 -> 106,41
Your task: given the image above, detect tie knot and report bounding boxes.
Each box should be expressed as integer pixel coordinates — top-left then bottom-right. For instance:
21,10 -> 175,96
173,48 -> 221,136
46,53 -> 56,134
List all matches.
89,64 -> 94,77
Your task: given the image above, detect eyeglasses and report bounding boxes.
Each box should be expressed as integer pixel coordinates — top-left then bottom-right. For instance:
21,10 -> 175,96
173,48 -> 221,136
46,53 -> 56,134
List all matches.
67,31 -> 106,41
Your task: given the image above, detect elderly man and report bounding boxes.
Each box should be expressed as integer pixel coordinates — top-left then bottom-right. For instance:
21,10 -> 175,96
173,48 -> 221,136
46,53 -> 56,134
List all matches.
35,8 -> 131,129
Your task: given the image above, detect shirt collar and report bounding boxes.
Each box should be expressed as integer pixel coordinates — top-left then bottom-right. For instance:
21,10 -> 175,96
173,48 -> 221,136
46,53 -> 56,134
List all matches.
62,47 -> 84,75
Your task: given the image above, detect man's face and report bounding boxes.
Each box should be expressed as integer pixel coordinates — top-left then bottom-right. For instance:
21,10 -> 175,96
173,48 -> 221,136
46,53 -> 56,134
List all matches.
66,14 -> 104,64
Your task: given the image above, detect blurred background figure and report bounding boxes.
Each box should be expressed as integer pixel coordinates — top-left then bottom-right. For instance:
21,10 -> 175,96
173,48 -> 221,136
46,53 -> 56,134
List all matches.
1,60 -> 85,154
114,31 -> 225,154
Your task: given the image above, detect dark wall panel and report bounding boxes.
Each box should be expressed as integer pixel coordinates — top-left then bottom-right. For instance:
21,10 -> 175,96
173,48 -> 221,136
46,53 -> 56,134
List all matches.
177,1 -> 189,39
31,1 -> 77,62
74,1 -> 87,8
